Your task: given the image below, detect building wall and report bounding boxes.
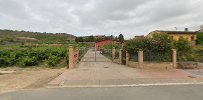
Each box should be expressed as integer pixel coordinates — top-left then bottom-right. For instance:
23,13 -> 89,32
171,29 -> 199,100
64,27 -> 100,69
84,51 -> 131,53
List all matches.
169,34 -> 196,42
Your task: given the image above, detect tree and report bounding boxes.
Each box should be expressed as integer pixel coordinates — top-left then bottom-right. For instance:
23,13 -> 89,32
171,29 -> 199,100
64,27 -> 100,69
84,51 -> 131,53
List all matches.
75,37 -> 84,42
174,37 -> 191,53
118,34 -> 124,43
196,32 -> 203,45
88,36 -> 95,42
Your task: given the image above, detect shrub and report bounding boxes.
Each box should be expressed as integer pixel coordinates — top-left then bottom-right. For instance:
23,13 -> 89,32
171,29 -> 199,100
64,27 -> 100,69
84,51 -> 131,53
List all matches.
101,42 -> 121,50
125,33 -> 172,53
19,56 -> 38,67
196,32 -> 203,45
174,37 -> 191,53
46,55 -> 61,67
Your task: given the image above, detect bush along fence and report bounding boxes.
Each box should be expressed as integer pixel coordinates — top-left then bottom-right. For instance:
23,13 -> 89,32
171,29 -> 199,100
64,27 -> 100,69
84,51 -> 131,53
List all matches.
112,47 -> 177,69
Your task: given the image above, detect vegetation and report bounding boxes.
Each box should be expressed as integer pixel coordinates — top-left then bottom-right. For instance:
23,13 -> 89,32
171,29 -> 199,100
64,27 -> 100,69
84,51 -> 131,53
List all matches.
75,34 -> 124,43
75,35 -> 113,42
125,33 -> 173,53
125,33 -> 195,62
101,42 -> 121,50
118,34 -> 124,43
0,45 -> 68,68
196,32 -> 203,45
0,44 -> 89,68
0,29 -> 76,44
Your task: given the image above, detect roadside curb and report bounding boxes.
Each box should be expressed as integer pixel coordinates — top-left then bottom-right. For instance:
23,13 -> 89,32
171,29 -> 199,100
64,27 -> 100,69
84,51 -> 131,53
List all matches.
47,82 -> 203,88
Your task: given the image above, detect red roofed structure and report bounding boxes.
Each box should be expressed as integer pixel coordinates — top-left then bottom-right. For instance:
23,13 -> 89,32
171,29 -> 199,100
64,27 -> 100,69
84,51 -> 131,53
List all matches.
96,40 -> 112,51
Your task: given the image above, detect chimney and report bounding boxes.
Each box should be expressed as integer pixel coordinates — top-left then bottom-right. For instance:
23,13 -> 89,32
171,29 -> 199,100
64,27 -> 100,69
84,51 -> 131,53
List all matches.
185,28 -> 188,31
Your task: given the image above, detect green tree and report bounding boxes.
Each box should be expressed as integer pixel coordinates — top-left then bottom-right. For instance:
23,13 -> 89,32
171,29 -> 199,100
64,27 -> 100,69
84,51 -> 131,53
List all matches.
196,32 -> 203,45
174,37 -> 191,53
118,34 -> 124,43
87,36 -> 95,42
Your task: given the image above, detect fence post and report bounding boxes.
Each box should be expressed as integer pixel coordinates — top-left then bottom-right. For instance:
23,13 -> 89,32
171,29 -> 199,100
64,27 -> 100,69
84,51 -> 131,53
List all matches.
138,50 -> 143,68
69,46 -> 74,69
126,51 -> 130,66
119,49 -> 123,65
172,49 -> 177,68
112,47 -> 115,61
77,49 -> 80,63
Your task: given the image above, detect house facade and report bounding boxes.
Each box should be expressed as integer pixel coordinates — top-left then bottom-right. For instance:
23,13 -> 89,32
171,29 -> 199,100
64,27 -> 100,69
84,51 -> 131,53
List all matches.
147,30 -> 197,45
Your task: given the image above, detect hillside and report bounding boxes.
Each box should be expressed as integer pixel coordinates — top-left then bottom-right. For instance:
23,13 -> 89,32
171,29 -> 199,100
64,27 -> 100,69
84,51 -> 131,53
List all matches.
0,29 -> 76,44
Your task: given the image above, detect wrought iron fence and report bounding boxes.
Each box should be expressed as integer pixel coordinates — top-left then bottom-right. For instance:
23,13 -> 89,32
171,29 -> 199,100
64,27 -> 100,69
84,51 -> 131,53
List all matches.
143,51 -> 172,62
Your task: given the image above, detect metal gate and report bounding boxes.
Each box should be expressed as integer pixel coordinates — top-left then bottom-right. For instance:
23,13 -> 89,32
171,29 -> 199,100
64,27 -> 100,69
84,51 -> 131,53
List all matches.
80,45 -> 111,62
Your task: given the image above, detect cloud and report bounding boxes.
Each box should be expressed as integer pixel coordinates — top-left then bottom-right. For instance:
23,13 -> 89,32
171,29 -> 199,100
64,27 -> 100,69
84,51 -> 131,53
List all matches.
0,0 -> 203,39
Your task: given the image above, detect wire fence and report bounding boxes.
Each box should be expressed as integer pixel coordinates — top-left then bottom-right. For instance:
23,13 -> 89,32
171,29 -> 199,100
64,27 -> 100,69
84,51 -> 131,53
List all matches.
79,47 -> 88,61
143,51 -> 172,62
101,49 -> 112,59
115,49 -> 119,59
129,51 -> 138,62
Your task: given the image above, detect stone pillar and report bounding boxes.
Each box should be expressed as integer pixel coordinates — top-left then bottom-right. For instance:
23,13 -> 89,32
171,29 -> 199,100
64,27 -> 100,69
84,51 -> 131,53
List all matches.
119,49 -> 123,65
112,47 -> 115,61
172,49 -> 177,68
68,46 -> 74,69
126,51 -> 130,66
138,50 -> 143,68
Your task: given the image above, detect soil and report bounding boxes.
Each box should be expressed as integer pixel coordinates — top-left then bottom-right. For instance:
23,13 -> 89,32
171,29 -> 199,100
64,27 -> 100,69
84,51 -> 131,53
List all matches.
0,67 -> 65,91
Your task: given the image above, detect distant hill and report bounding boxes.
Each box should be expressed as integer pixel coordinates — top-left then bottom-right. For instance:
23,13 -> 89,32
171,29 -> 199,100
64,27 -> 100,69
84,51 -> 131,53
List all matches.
0,29 -> 76,44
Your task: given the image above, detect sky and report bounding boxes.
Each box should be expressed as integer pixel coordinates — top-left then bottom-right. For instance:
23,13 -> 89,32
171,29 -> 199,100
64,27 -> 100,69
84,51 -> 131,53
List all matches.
0,0 -> 203,39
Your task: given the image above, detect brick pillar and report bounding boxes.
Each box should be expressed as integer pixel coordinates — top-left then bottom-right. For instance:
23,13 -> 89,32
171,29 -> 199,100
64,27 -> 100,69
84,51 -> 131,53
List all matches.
126,51 -> 130,66
112,47 -> 115,61
138,50 -> 143,68
119,49 -> 123,65
77,49 -> 80,63
69,46 -> 74,69
172,49 -> 177,68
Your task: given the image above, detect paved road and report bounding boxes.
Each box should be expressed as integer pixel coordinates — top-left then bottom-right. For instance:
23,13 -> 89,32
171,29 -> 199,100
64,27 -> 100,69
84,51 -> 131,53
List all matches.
0,85 -> 203,100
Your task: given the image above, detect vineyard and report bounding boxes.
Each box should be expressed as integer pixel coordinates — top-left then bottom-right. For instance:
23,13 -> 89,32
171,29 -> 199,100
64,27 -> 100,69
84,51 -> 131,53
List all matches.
0,44 -> 88,68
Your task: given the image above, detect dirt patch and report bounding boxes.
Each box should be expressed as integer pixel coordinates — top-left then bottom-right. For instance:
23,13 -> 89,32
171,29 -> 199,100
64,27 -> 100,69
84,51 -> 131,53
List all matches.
0,67 -> 65,91
25,72 -> 62,89
178,62 -> 202,69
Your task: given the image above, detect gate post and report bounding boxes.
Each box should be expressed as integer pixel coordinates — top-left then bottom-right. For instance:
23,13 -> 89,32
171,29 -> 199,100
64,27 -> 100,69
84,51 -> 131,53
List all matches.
172,49 -> 177,68
95,43 -> 96,62
112,47 -> 115,61
76,48 -> 79,63
119,49 -> 123,65
126,51 -> 130,66
138,49 -> 143,68
69,46 -> 74,69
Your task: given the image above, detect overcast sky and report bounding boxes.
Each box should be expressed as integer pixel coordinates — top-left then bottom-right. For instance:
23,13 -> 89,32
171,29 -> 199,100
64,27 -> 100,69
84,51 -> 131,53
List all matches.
0,0 -> 203,39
